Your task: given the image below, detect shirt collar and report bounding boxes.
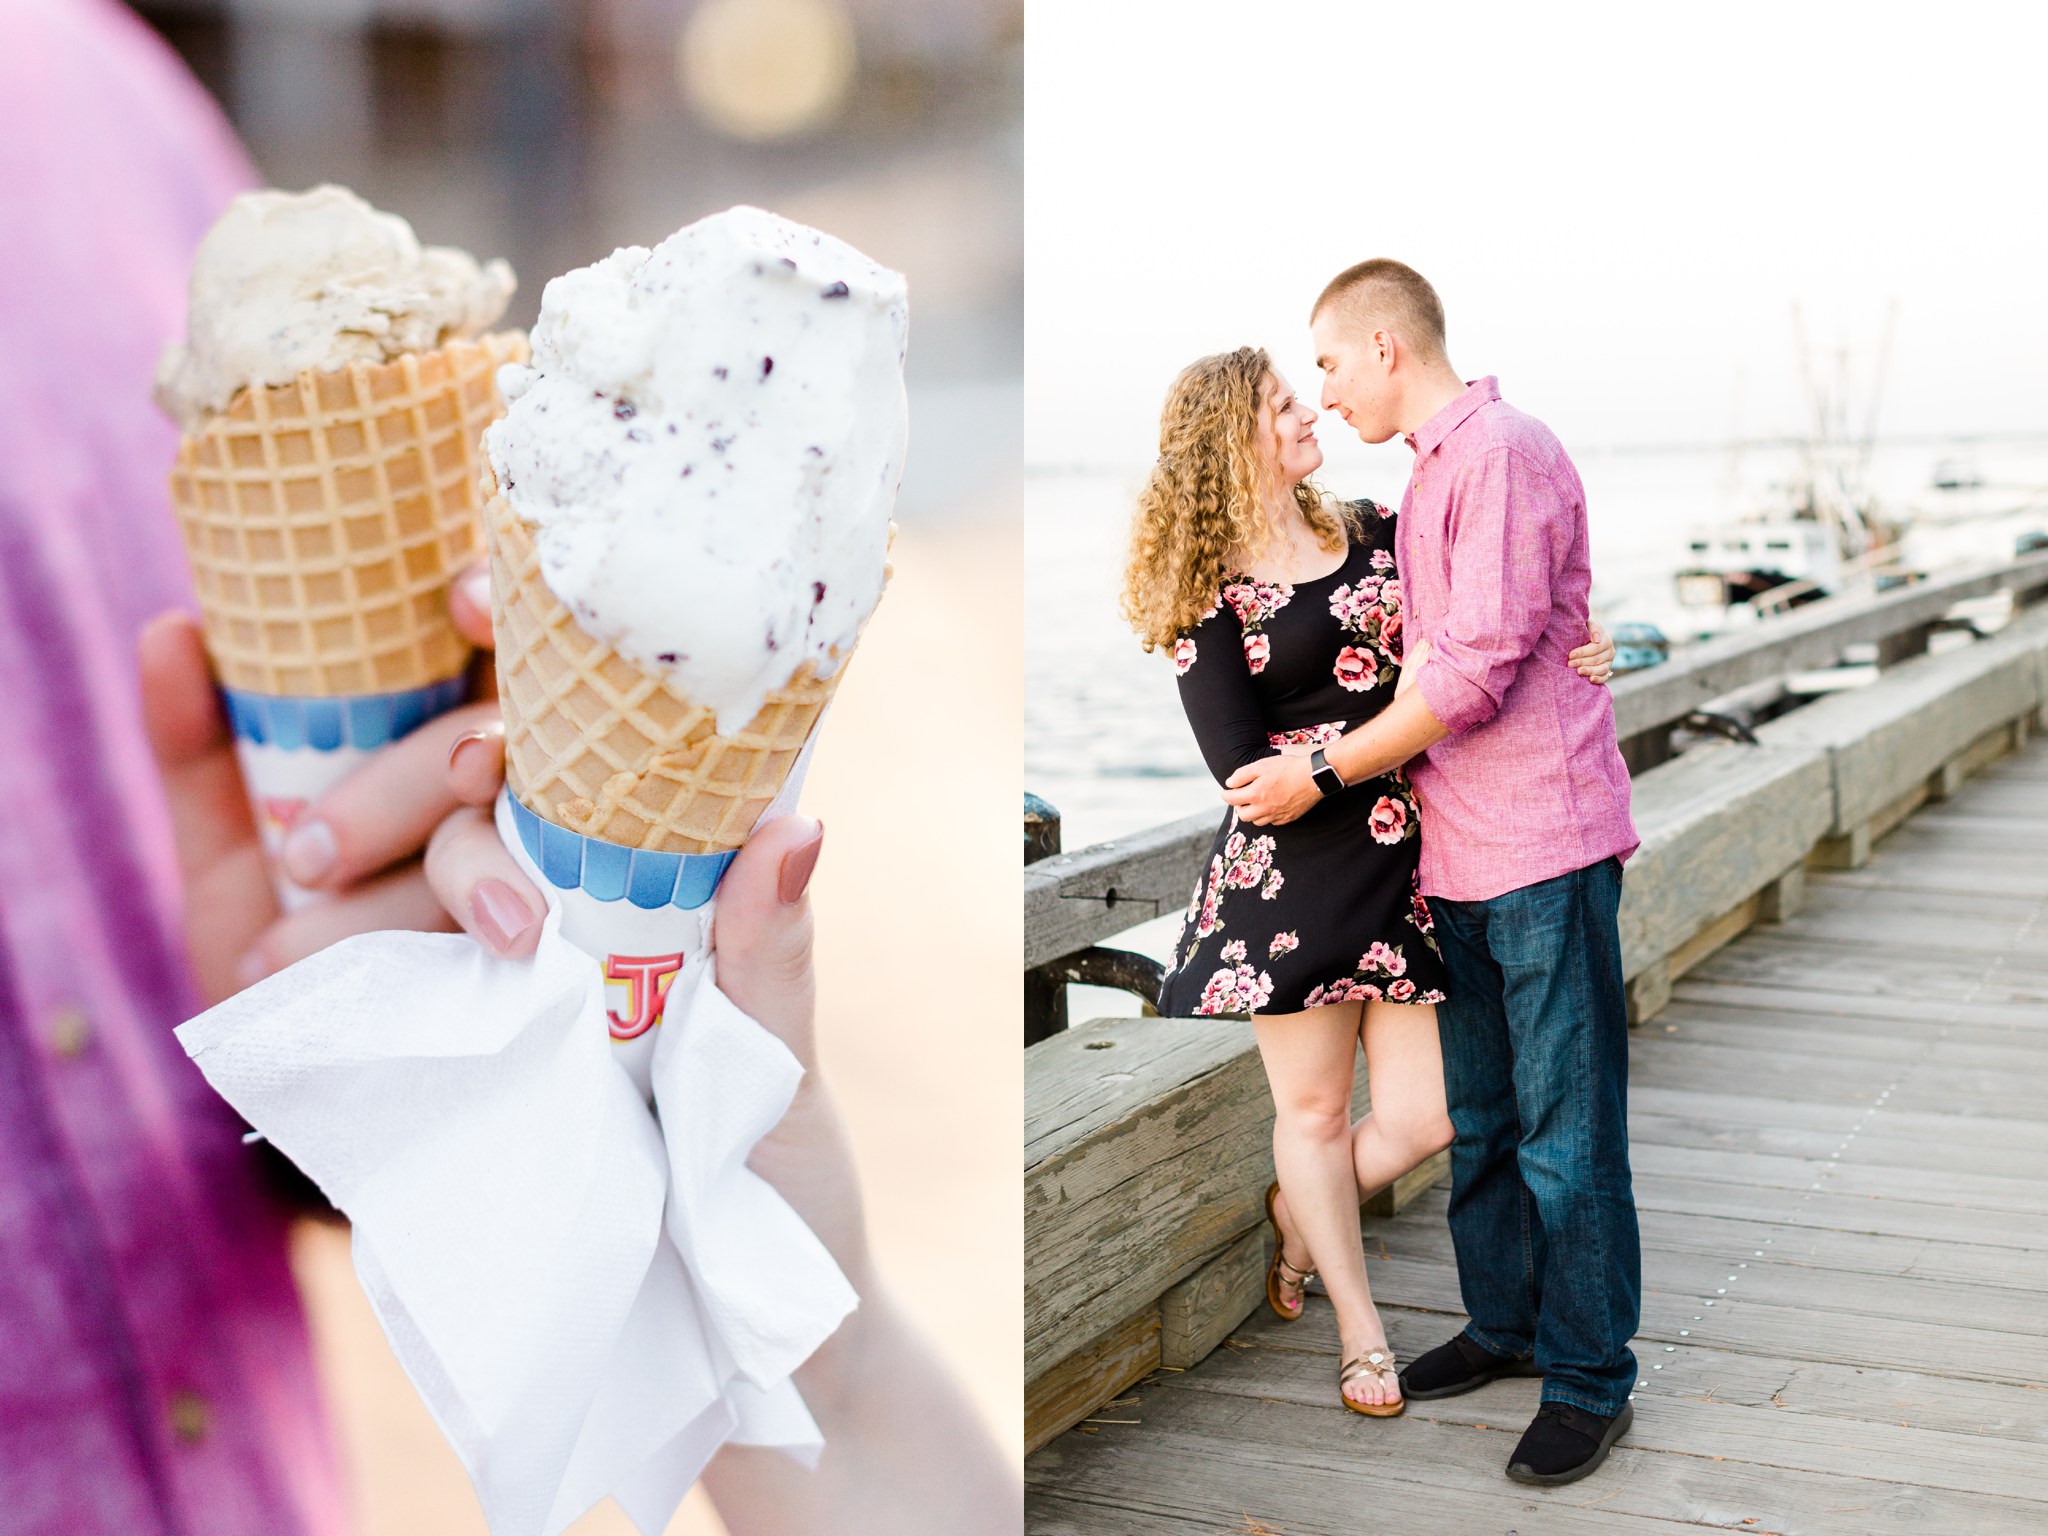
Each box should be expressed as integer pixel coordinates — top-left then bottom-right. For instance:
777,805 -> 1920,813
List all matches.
1406,375 -> 1501,460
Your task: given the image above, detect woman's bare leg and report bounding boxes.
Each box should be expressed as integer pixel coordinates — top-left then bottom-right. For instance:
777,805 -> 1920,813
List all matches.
1270,1001 -> 1455,1402
1253,1002 -> 1391,1407
1350,1001 -> 1455,1193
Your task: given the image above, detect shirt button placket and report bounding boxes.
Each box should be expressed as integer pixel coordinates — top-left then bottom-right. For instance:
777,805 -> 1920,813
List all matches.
46,1002 -> 91,1058
168,1389 -> 212,1446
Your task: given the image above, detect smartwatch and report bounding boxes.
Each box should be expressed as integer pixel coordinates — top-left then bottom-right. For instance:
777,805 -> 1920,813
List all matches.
1309,747 -> 1346,798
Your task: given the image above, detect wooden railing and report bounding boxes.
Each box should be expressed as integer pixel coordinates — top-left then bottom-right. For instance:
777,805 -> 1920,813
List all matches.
1024,551 -> 2048,987
1022,550 -> 2048,1453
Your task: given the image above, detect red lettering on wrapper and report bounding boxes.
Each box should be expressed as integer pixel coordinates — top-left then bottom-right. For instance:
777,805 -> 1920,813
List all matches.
603,953 -> 685,1040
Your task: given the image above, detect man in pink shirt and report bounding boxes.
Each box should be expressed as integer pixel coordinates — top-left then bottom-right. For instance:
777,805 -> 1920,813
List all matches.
0,2 -> 349,1530
1224,260 -> 1641,1486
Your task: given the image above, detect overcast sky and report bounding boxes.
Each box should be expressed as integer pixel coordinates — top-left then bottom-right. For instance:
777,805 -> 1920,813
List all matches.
1025,2 -> 2048,478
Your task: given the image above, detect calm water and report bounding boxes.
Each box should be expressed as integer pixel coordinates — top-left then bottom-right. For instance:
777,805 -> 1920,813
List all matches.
1026,438 -> 2048,854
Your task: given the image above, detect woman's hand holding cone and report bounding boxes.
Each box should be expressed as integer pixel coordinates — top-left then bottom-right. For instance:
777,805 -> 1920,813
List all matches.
428,718 -> 546,958
141,558 -> 549,1004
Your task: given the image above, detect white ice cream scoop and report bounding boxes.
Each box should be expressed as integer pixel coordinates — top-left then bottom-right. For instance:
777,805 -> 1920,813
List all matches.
483,205 -> 909,734
155,183 -> 515,430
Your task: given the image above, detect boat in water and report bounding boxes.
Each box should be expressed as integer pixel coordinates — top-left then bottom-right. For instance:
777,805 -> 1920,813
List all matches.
1671,312 -> 1908,637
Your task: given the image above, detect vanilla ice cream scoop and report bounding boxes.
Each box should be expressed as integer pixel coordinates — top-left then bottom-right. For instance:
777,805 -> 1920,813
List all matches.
482,205 -> 909,734
155,185 -> 515,431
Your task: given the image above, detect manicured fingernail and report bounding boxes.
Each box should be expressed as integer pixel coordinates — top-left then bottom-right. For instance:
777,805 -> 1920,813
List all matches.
448,728 -> 495,774
778,820 -> 825,905
281,818 -> 337,884
458,565 -> 493,612
236,949 -> 269,989
471,880 -> 540,954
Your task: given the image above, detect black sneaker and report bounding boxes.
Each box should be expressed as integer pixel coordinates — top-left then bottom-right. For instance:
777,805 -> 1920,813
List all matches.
1397,1333 -> 1541,1401
1505,1401 -> 1633,1486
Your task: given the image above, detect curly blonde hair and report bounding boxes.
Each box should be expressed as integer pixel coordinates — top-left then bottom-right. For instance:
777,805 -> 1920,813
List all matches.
1121,347 -> 1350,653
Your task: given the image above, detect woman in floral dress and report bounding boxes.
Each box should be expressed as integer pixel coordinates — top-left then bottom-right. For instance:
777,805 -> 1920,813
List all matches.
1121,347 -> 1613,1414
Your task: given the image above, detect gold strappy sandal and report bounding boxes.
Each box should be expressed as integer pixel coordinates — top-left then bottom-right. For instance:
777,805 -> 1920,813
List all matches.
1341,1348 -> 1404,1418
1264,1182 -> 1313,1322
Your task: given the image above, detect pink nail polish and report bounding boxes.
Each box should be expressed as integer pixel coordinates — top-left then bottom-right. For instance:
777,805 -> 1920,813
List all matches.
778,821 -> 825,905
471,880 -> 539,954
236,949 -> 269,989
281,818 -> 337,884
459,565 -> 493,612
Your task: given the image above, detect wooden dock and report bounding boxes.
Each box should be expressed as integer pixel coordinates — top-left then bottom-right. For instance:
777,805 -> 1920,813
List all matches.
1027,731 -> 2048,1535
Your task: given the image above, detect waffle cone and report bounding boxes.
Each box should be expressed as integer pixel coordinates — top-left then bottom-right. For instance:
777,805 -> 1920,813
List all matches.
169,332 -> 528,697
485,489 -> 848,856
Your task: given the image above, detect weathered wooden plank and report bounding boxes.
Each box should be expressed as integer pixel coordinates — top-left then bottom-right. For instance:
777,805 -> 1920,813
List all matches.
1765,885 -> 2048,956
1608,549 -> 2048,740
1630,1169 -> 2048,1252
1628,1106 -> 2048,1181
1348,1203 -> 2048,1339
1625,1201 -> 2048,1295
1626,1040 -> 1935,1107
1165,1333 -> 2048,1497
1228,1249 -> 2048,1444
1029,1440 -> 1714,1536
1029,1012 -> 1404,1418
1024,1305 -> 1161,1455
1023,809 -> 1214,968
1640,1002 -> 2048,1066
1025,1020 -> 1277,1381
1025,1014 -> 1257,1166
1030,1376 -> 2048,1536
1631,1082 -> 2048,1157
1826,850 -> 2048,901
1758,637 -> 2042,833
1159,1226 -> 1267,1369
1366,1180 -> 2048,1296
1683,934 -> 2048,1008
1617,741 -> 1833,980
1628,1140 -> 2048,1220
1668,977 -> 2048,1034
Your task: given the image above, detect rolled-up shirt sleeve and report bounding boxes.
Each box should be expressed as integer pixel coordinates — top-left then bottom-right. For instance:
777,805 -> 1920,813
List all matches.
1415,446 -> 1570,735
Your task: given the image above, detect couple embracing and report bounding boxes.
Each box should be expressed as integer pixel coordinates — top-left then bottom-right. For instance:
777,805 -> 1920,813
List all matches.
1123,261 -> 1642,1486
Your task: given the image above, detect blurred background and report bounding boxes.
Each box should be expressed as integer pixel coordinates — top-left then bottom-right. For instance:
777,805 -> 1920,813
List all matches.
136,0 -> 1020,523
123,1 -> 1021,1531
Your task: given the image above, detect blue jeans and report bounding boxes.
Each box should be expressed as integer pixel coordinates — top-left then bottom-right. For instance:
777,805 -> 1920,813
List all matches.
1431,857 -> 1640,1415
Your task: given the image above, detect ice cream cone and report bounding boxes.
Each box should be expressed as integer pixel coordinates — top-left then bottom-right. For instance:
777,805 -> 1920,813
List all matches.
169,332 -> 527,906
485,485 -> 848,856
170,332 -> 528,697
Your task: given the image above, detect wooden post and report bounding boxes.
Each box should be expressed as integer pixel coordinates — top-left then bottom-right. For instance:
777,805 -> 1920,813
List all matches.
1876,622 -> 1935,668
1758,863 -> 1807,923
1627,958 -> 1672,1026
1618,724 -> 1674,777
1158,1228 -> 1268,1369
1024,794 -> 1068,1045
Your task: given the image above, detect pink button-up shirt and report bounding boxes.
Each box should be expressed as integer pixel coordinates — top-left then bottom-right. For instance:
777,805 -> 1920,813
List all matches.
0,3 -> 344,1531
1400,377 -> 1638,902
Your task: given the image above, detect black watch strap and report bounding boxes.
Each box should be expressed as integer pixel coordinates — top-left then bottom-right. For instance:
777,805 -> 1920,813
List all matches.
1310,747 -> 1345,798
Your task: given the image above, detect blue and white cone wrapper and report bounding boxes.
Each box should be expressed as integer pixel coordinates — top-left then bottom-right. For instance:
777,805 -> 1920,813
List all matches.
173,729 -> 854,1536
224,676 -> 470,910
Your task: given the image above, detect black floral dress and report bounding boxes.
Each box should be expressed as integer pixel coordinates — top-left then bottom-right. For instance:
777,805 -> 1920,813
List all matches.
1157,501 -> 1450,1017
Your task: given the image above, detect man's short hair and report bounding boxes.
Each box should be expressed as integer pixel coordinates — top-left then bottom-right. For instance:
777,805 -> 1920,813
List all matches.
1312,259 -> 1447,361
